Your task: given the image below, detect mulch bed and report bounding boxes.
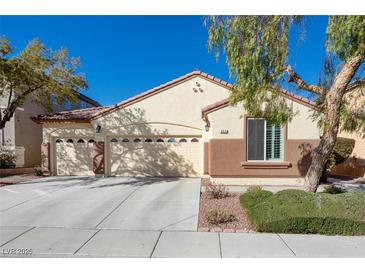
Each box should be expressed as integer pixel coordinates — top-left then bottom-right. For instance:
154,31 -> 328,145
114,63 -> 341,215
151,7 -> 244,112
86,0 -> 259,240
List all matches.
198,192 -> 255,233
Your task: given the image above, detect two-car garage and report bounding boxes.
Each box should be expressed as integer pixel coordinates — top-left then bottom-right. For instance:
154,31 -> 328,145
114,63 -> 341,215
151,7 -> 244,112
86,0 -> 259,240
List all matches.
107,136 -> 202,177
53,136 -> 202,177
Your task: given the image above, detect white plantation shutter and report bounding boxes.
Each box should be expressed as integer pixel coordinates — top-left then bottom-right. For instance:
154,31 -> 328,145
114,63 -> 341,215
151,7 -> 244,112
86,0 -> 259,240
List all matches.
266,123 -> 283,161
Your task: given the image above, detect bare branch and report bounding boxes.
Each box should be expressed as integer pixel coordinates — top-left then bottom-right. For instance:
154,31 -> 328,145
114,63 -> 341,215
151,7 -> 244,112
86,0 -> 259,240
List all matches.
7,82 -> 13,107
286,65 -> 326,95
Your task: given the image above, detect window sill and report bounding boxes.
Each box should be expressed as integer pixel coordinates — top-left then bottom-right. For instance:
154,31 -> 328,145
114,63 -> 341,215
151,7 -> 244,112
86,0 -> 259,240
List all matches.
241,161 -> 292,169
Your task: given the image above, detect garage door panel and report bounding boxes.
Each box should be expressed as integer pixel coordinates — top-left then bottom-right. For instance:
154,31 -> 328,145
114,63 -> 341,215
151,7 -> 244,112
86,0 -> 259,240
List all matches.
55,139 -> 94,176
109,137 -> 201,177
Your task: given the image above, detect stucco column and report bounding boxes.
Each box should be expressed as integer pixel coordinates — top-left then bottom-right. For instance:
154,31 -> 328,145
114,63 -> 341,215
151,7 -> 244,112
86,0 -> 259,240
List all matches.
93,141 -> 105,176
41,142 -> 50,175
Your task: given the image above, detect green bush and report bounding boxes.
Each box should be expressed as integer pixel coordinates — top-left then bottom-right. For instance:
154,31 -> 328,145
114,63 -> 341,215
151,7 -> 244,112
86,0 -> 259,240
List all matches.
0,148 -> 16,168
240,189 -> 365,235
323,185 -> 347,194
239,187 -> 273,209
324,137 -> 355,177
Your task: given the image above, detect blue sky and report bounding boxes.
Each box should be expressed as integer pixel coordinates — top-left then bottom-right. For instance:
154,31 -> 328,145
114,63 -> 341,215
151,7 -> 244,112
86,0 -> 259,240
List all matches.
0,16 -> 329,106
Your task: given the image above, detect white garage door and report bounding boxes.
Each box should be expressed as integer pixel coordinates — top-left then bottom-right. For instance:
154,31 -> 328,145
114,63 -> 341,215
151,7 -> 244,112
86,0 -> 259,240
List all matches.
54,138 -> 94,176
108,136 -> 202,177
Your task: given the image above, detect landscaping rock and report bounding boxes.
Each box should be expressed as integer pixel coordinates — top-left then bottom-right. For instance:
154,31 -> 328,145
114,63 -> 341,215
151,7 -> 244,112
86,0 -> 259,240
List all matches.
198,192 -> 253,232
223,228 -> 236,233
210,227 -> 222,232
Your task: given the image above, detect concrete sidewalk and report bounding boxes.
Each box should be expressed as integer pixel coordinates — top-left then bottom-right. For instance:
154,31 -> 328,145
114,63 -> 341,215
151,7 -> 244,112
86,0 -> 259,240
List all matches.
1,227 -> 365,258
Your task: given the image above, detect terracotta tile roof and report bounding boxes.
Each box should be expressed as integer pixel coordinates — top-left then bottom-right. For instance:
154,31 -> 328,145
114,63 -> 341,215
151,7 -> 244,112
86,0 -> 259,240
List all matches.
201,98 -> 230,115
32,106 -> 111,123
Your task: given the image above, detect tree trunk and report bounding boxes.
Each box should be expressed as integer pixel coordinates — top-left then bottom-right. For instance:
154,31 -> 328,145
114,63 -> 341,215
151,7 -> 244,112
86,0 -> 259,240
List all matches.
304,54 -> 364,192
304,126 -> 338,192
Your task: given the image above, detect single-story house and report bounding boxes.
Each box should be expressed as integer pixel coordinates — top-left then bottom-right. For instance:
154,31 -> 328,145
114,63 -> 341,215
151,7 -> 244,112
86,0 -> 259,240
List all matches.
32,70 -> 322,185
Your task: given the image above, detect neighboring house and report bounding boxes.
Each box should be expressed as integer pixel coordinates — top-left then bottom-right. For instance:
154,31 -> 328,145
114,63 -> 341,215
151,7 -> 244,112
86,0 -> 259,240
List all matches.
0,92 -> 101,168
331,79 -> 365,178
33,70 -> 324,186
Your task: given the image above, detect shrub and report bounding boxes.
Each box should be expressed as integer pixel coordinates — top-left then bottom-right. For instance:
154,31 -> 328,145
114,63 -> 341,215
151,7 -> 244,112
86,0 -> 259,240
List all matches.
0,148 -> 16,168
240,189 -> 365,235
206,182 -> 229,199
323,137 -> 355,178
206,209 -> 235,225
323,185 -> 347,194
34,167 -> 44,176
240,187 -> 273,209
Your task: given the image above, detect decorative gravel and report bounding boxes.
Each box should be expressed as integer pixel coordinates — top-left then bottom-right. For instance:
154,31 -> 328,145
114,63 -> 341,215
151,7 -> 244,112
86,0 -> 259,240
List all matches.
198,192 -> 255,233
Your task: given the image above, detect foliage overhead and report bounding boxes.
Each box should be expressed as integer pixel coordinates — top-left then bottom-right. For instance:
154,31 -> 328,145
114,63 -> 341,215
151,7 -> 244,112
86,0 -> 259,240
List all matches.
0,37 -> 88,119
206,16 -> 365,130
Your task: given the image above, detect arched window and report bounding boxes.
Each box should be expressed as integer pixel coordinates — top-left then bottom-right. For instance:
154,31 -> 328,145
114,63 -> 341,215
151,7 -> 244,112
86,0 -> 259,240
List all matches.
110,138 -> 118,143
122,138 -> 129,142
179,138 -> 187,143
56,139 -> 63,143
133,138 -> 141,143
167,138 -> 176,143
77,139 -> 85,143
191,138 -> 199,143
156,138 -> 164,143
145,138 -> 153,143
66,139 -> 74,143
88,139 -> 95,143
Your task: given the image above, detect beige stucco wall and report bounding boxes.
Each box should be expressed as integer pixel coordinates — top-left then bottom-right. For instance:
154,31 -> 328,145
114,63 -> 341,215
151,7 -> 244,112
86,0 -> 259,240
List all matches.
93,76 -> 229,136
208,103 -> 245,139
339,131 -> 365,159
286,100 -> 320,139
14,98 -> 44,167
207,98 -> 320,140
344,84 -> 364,111
42,123 -> 94,143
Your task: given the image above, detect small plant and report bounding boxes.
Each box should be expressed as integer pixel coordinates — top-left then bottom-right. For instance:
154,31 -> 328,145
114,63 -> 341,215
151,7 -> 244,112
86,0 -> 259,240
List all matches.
247,185 -> 263,192
323,185 -> 347,194
206,209 -> 235,225
0,148 -> 16,168
206,181 -> 229,199
34,167 -> 44,176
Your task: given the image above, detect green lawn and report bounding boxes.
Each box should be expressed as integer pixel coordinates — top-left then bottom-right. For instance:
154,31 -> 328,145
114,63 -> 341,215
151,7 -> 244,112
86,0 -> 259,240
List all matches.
240,188 -> 365,235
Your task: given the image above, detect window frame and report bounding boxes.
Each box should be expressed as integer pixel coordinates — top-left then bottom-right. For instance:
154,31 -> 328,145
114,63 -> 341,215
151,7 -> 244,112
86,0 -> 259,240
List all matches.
246,118 -> 284,162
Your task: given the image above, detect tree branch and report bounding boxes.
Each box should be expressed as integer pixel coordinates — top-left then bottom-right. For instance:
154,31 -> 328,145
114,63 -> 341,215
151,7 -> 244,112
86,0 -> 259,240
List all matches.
7,82 -> 13,107
286,65 -> 326,95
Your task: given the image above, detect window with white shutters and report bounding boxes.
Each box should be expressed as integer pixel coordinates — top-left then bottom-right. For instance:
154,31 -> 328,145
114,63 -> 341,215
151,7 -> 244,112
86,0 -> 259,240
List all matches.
247,118 -> 284,161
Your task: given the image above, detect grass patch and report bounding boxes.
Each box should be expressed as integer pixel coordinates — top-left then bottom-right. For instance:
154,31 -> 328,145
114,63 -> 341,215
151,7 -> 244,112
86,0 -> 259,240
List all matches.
240,189 -> 365,235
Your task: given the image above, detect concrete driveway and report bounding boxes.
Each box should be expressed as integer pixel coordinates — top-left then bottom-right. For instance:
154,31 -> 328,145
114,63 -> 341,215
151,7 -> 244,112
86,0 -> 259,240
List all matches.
0,176 -> 201,231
